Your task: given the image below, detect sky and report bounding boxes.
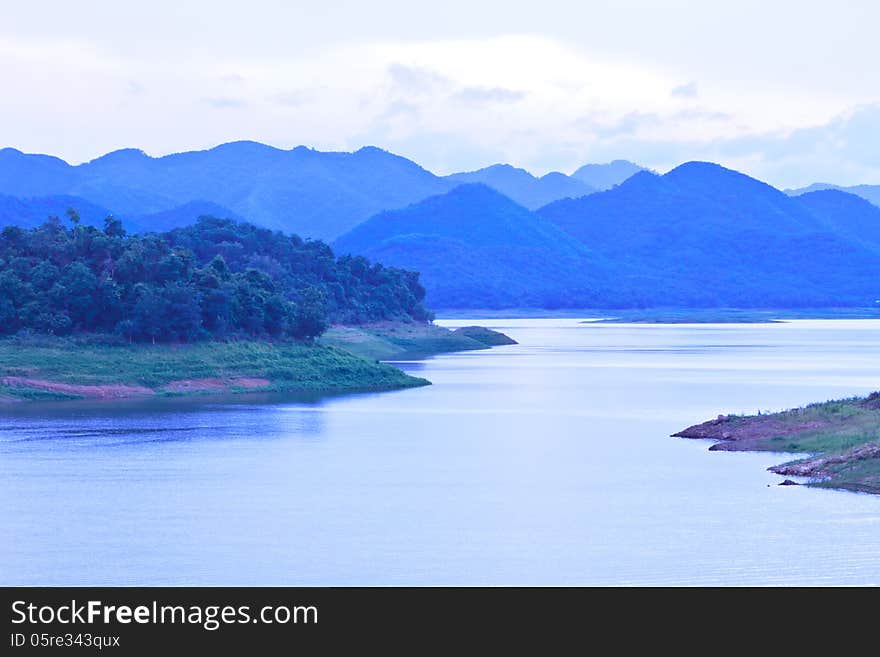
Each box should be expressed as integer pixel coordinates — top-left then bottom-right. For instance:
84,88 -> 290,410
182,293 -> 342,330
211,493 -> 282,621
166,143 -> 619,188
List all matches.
1,0 -> 878,188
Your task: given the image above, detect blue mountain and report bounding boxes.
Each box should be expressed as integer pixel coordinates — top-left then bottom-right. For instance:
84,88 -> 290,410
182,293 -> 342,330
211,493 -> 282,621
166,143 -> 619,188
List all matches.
334,184 -> 626,308
786,182 -> 880,209
0,193 -> 130,230
538,162 -> 880,306
134,201 -> 243,233
445,164 -> 595,208
796,189 -> 880,247
0,143 -> 454,240
569,160 -> 645,190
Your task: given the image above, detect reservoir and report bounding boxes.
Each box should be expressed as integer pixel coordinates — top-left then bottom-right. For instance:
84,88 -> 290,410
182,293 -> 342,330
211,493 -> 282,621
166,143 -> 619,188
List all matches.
2,318 -> 879,585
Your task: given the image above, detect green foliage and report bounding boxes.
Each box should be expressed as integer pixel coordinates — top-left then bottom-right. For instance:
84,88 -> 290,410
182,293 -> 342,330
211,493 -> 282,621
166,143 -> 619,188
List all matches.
0,215 -> 432,343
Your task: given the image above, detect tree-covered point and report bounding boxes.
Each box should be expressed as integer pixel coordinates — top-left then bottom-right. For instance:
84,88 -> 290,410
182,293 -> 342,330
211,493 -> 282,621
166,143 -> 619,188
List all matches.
0,213 -> 432,342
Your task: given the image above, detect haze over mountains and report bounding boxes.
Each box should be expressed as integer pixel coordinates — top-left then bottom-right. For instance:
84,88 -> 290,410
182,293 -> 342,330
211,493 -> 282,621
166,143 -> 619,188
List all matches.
3,141 -> 880,310
0,143 -> 641,240
786,183 -> 880,209
570,160 -> 646,190
445,165 -> 597,209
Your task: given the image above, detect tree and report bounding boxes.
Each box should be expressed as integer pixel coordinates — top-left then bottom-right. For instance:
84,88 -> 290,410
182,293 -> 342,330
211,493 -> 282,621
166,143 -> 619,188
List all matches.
0,295 -> 17,334
290,287 -> 328,340
0,213 -> 432,342
103,215 -> 126,239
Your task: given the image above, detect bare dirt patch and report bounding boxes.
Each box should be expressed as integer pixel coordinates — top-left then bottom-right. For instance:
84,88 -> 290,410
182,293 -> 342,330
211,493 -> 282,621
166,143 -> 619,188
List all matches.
1,376 -> 154,399
672,414 -> 834,450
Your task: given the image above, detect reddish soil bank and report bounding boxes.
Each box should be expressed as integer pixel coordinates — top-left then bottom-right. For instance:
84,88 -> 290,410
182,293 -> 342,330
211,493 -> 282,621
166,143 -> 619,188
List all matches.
1,376 -> 154,399
672,414 -> 834,451
1,375 -> 271,399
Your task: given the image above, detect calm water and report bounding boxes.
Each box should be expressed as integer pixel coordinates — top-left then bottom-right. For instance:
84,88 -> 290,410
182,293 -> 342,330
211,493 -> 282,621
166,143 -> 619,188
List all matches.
2,318 -> 880,585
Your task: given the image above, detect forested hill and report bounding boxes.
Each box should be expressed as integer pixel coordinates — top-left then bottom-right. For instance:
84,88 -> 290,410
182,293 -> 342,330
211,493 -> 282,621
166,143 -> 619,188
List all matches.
0,215 -> 431,342
333,183 -> 625,309
535,163 -> 880,307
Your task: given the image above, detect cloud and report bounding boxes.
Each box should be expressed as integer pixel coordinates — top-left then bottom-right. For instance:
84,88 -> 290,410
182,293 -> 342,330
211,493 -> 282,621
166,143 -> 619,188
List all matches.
590,111 -> 662,138
671,81 -> 698,98
0,31 -> 876,186
202,97 -> 246,109
271,90 -> 310,107
387,63 -> 449,94
452,86 -> 526,104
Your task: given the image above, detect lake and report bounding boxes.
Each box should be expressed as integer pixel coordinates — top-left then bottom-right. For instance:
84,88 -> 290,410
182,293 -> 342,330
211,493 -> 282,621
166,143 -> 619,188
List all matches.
2,318 -> 880,585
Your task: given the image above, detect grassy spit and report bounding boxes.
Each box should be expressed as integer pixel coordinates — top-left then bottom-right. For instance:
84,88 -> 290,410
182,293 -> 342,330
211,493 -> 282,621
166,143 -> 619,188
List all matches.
320,322 -> 516,360
0,334 -> 428,402
675,394 -> 880,494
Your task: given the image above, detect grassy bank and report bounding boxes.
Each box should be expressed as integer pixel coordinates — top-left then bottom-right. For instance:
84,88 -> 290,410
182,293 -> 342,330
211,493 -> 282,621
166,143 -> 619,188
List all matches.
320,322 -> 516,360
674,394 -> 880,494
0,335 -> 428,402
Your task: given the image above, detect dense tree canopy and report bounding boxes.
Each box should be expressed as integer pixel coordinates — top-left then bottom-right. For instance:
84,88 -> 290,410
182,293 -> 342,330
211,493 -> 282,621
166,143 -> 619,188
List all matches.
0,215 -> 431,342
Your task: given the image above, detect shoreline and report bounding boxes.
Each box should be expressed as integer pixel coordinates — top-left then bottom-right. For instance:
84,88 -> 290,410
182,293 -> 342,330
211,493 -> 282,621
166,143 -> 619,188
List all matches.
674,395 -> 880,495
319,322 -> 516,360
0,336 -> 427,404
434,307 -> 880,322
0,323 -> 516,405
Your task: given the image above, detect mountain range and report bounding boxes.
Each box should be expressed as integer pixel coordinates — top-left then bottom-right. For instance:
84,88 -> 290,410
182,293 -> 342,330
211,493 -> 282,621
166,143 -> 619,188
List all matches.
335,162 -> 880,308
445,165 -> 597,209
535,163 -> 880,306
3,141 -> 880,310
0,143 -> 641,240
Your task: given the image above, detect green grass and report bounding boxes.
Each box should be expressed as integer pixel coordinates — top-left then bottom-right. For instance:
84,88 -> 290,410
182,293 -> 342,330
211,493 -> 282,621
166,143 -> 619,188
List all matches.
320,323 -> 492,360
0,334 -> 428,401
682,395 -> 880,494
451,325 -> 517,346
736,399 -> 879,454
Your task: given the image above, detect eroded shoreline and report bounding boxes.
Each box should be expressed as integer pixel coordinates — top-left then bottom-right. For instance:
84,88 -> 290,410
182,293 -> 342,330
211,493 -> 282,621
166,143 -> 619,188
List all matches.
675,394 -> 880,495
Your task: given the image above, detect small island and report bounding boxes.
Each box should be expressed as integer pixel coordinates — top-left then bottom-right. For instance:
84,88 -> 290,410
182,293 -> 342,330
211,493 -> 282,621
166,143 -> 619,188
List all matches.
675,395 -> 880,495
0,214 -> 514,402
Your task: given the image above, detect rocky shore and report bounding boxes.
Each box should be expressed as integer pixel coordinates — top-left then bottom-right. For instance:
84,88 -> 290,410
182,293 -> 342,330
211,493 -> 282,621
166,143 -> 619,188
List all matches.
675,394 -> 880,495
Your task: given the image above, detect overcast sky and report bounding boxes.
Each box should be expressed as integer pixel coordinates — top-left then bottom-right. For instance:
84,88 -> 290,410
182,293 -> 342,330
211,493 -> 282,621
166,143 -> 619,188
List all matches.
1,0 -> 878,187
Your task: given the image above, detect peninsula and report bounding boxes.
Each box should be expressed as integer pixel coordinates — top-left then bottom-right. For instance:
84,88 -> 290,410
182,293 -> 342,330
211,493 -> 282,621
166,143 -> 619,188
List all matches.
0,214 -> 514,402
675,394 -> 880,495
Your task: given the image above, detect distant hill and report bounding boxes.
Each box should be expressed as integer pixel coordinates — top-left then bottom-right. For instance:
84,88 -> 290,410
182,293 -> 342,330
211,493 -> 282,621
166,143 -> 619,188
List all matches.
796,189 -> 880,246
786,182 -> 880,208
538,162 -> 880,306
0,194 -> 243,235
445,164 -> 595,209
0,143 -> 453,240
0,193 -> 132,231
334,184 -> 627,308
134,201 -> 243,233
570,160 -> 645,190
